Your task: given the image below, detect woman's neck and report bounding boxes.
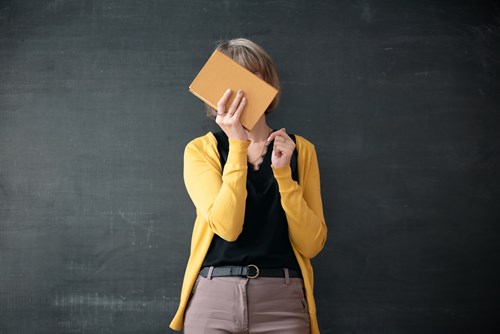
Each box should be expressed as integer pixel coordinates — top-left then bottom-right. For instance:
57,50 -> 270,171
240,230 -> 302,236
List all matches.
246,116 -> 271,143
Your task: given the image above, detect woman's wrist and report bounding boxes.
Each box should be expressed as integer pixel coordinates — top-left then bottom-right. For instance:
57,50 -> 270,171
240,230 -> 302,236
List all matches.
228,139 -> 250,149
226,140 -> 250,166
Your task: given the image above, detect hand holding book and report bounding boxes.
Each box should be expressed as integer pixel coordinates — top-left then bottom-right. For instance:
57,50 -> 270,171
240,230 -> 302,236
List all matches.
215,89 -> 248,141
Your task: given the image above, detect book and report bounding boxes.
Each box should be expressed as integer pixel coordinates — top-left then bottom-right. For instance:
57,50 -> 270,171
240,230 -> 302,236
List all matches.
189,50 -> 279,131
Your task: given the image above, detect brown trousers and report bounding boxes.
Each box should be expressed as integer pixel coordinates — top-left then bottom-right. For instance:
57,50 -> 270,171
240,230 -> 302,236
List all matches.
184,269 -> 310,334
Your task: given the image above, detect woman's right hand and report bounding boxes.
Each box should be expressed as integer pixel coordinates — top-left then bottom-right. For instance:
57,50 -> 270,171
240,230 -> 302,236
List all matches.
215,89 -> 248,141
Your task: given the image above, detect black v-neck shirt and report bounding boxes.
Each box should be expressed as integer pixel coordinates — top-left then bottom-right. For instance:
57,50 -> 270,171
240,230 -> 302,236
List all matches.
202,131 -> 300,270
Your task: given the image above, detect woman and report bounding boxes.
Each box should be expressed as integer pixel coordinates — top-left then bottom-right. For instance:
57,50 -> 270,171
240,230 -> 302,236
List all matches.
170,38 -> 327,334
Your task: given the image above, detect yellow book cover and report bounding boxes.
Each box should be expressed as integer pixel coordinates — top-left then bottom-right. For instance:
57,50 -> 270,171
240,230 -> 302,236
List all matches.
189,50 -> 279,131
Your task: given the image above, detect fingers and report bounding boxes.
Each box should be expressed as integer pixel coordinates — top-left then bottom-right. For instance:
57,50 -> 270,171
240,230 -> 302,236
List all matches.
269,128 -> 295,153
216,89 -> 233,114
267,128 -> 288,142
269,129 -> 295,168
227,89 -> 244,116
233,96 -> 246,120
273,136 -> 295,152
214,89 -> 248,141
216,89 -> 246,117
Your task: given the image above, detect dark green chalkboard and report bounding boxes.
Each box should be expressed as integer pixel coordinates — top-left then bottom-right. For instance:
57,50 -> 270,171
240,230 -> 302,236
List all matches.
1,0 -> 499,333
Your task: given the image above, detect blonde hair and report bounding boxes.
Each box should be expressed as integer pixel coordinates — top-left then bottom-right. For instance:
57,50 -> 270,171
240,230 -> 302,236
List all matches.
205,38 -> 281,119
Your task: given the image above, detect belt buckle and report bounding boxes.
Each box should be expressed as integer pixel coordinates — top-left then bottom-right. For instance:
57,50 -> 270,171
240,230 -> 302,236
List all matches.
246,264 -> 259,279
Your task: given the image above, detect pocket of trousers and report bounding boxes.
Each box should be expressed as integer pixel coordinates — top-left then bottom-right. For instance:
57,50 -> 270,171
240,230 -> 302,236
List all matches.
191,275 -> 202,296
294,282 -> 309,312
185,276 -> 202,311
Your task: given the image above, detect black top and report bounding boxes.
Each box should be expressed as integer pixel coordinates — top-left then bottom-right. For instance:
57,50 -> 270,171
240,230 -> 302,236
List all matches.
202,131 -> 301,270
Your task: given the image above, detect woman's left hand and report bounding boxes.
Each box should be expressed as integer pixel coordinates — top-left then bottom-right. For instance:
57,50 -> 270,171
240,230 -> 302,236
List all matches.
267,128 -> 296,169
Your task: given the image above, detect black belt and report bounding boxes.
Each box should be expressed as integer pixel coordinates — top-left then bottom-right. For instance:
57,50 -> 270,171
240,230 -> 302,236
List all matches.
199,265 -> 302,279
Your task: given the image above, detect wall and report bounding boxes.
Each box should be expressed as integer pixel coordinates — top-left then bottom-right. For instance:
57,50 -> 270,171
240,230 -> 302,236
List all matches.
1,0 -> 499,333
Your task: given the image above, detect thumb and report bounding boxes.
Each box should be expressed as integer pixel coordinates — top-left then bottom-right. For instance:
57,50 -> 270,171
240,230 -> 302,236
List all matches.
267,128 -> 286,142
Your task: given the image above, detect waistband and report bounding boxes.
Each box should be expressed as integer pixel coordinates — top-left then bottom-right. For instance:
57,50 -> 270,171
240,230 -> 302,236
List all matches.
199,265 -> 302,279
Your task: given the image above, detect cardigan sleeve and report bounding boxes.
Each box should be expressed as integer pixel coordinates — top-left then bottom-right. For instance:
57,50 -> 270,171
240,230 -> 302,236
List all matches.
183,135 -> 250,242
272,139 -> 327,258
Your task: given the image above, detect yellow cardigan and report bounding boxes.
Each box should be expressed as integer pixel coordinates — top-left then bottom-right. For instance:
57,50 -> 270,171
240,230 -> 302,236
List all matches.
170,132 -> 327,334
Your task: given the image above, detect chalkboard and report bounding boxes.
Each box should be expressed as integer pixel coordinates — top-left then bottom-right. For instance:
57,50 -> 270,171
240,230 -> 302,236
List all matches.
1,0 -> 499,333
